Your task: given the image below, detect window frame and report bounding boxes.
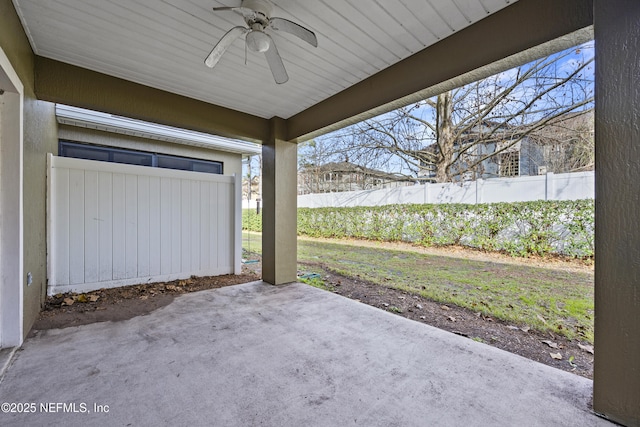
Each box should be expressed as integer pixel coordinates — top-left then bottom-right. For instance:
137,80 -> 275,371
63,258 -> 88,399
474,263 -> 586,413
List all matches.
59,141 -> 224,175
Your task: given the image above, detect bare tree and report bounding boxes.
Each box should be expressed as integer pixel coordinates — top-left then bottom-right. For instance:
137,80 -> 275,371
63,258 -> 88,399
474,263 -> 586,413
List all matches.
242,154 -> 262,201
529,111 -> 594,173
328,43 -> 594,183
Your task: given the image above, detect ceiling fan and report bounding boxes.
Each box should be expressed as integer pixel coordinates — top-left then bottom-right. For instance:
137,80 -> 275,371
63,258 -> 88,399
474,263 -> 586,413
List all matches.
204,0 -> 318,84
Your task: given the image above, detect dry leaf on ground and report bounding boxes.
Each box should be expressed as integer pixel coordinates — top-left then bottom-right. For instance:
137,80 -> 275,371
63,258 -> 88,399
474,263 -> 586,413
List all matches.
578,343 -> 594,354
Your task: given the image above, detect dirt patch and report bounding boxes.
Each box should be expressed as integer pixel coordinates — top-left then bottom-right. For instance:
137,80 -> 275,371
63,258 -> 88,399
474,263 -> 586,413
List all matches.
32,271 -> 260,332
32,250 -> 594,379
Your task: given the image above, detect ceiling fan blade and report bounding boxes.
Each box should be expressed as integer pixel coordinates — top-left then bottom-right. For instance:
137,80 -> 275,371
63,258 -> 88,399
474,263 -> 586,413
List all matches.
263,37 -> 288,84
204,26 -> 248,68
213,6 -> 257,21
269,17 -> 318,47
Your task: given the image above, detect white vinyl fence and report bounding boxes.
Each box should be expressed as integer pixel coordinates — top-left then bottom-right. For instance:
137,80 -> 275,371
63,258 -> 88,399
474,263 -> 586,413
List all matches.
298,171 -> 594,208
47,154 -> 241,295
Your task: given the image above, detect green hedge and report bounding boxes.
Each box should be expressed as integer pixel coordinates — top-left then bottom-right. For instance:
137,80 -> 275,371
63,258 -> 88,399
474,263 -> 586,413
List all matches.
242,209 -> 263,232
243,199 -> 594,258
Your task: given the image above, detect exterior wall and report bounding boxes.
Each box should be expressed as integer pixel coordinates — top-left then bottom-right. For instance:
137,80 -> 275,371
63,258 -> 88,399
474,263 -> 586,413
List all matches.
58,125 -> 242,176
298,171 -> 594,208
0,0 -> 59,340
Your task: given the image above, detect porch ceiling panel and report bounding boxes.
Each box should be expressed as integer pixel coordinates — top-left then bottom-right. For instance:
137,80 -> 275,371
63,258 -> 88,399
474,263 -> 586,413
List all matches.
12,0 -> 515,120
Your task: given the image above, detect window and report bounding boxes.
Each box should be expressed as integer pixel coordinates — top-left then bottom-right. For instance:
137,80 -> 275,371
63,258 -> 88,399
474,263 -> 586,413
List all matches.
59,141 -> 223,174
499,151 -> 520,177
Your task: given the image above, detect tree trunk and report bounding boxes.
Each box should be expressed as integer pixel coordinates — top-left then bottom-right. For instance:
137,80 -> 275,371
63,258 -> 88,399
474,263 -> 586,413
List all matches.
435,91 -> 455,183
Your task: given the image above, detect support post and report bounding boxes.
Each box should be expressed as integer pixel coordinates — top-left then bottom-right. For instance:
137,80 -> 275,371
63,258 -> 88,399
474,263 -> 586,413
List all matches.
233,173 -> 242,276
262,117 -> 297,285
593,1 -> 640,425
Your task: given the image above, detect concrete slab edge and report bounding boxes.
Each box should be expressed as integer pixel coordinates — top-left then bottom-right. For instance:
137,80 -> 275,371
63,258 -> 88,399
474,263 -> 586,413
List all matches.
0,347 -> 18,385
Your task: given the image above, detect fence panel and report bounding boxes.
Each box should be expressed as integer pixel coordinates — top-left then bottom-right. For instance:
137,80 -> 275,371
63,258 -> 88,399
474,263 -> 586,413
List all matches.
47,154 -> 241,295
298,171 -> 594,208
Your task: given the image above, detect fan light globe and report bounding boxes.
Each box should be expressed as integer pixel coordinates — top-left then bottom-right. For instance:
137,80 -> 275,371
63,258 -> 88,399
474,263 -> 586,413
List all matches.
246,30 -> 270,53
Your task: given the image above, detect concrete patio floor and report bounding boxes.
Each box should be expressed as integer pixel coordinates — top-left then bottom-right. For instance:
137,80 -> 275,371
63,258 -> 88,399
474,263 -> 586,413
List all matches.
0,281 -> 612,427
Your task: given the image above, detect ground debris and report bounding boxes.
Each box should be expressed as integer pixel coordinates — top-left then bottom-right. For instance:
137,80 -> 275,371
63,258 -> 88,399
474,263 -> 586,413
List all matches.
578,343 -> 594,354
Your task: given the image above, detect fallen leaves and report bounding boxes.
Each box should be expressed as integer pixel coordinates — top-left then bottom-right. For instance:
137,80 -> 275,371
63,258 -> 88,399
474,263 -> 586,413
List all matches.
541,340 -> 560,349
550,352 -> 563,360
61,293 -> 101,306
578,343 -> 594,354
440,305 -> 451,311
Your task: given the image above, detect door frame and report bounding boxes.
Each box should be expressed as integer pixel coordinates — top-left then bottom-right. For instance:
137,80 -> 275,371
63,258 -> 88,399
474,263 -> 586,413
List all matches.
0,45 -> 24,347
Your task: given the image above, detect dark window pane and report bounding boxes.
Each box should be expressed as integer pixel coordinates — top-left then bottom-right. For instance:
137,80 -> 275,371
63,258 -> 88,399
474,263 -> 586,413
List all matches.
192,161 -> 222,174
60,142 -> 223,175
112,151 -> 153,166
62,145 -> 110,162
157,155 -> 191,171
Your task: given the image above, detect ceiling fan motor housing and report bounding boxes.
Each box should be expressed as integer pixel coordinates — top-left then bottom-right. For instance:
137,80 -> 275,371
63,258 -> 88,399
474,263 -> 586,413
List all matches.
241,0 -> 272,23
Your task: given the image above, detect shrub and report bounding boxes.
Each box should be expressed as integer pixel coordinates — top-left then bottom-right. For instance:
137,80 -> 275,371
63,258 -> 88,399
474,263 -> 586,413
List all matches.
244,199 -> 594,258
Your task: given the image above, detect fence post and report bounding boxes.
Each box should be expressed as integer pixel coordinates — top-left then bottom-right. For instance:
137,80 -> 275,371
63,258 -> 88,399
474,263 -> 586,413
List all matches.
47,153 -> 55,291
546,172 -> 555,201
233,173 -> 242,275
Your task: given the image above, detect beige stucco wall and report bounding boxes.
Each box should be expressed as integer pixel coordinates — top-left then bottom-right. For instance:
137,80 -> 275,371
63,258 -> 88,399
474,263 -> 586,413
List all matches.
1,0 -> 59,337
58,125 -> 242,176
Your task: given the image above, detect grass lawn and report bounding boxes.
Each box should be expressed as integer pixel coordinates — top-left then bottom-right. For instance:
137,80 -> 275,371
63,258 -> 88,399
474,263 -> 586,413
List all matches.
243,231 -> 594,343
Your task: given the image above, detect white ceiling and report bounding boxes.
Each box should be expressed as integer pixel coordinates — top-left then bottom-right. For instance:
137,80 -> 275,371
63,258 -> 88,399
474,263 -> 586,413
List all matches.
13,0 -> 516,120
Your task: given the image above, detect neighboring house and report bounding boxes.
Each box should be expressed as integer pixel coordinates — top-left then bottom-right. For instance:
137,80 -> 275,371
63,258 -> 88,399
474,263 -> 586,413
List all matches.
417,114 -> 593,182
298,161 -> 413,195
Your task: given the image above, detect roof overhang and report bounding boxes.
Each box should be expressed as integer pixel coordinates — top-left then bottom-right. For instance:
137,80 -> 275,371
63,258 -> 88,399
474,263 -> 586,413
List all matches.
56,104 -> 262,156
10,0 -> 594,145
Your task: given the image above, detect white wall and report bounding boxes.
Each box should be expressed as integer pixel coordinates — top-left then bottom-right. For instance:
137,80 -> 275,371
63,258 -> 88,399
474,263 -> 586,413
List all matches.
47,154 -> 241,295
298,171 -> 594,208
